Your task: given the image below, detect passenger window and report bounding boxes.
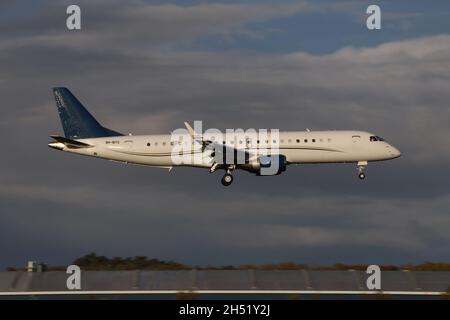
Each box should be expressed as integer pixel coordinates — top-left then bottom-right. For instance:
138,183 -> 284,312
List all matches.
147,143 -> 151,146
304,139 -> 308,143
296,139 -> 300,143
288,139 -> 292,143
312,139 -> 316,143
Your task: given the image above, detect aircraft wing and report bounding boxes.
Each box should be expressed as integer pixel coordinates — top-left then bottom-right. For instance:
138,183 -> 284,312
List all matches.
203,140 -> 254,162
183,122 -> 255,165
184,122 -> 256,167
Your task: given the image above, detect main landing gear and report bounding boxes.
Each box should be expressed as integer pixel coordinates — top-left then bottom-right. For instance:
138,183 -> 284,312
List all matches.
357,161 -> 367,180
221,165 -> 235,186
221,173 -> 233,186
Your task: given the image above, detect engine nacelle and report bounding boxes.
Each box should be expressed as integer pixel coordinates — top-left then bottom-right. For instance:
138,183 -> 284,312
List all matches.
245,155 -> 287,176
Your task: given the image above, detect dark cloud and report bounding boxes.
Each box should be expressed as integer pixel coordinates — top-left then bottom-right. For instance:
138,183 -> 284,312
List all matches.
1,1 -> 450,269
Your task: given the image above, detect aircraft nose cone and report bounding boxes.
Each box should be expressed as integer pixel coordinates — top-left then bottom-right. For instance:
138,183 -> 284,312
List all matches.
390,146 -> 401,158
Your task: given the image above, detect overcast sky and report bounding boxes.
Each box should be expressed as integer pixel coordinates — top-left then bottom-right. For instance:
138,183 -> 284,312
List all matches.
1,0 -> 450,269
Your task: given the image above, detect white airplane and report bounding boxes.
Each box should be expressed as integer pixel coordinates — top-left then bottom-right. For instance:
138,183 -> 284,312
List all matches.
49,88 -> 401,186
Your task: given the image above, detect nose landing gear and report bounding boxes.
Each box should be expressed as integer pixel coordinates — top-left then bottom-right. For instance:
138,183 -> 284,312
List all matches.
357,161 -> 367,180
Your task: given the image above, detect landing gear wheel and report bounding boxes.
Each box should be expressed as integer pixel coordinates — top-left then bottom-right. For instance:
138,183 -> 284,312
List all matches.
356,161 -> 367,180
221,173 -> 233,186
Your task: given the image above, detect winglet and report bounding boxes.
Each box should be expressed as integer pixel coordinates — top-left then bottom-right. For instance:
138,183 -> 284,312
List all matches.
184,122 -> 195,138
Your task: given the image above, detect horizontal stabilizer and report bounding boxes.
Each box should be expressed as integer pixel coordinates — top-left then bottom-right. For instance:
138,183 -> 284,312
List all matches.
50,135 -> 93,149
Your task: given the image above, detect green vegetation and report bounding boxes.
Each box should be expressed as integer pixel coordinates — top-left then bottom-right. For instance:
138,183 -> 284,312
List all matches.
402,262 -> 450,271
7,253 -> 450,272
72,253 -> 190,271
70,254 -> 450,272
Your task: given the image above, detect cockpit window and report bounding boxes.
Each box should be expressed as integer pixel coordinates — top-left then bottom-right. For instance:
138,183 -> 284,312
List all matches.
370,136 -> 385,142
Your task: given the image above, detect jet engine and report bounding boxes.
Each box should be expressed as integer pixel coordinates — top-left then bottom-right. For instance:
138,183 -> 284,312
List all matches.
241,155 -> 287,175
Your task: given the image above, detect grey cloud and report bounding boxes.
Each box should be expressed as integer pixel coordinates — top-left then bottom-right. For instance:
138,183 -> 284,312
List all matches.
1,1 -> 450,269
2,180 -> 450,267
0,0 -> 310,50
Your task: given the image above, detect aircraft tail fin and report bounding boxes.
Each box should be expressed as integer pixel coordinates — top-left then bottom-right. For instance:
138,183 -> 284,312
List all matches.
52,87 -> 123,139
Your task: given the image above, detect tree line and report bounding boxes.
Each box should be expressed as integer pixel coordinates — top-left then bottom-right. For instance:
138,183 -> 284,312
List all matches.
7,253 -> 450,271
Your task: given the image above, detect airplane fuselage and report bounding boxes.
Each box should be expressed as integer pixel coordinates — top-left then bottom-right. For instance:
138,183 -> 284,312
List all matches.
50,130 -> 401,167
